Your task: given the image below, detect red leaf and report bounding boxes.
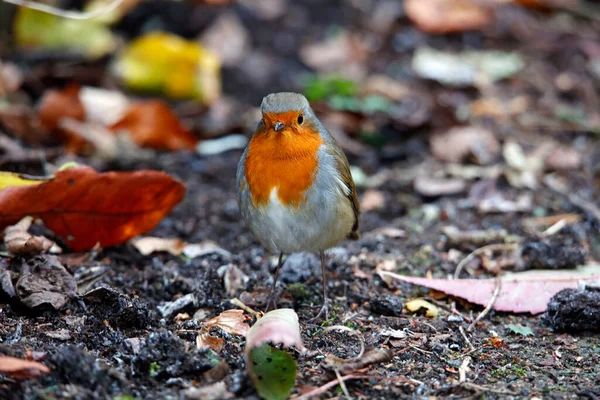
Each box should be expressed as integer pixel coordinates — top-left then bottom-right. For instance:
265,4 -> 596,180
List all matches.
0,356 -> 50,379
378,266 -> 600,314
109,100 -> 198,151
0,166 -> 185,251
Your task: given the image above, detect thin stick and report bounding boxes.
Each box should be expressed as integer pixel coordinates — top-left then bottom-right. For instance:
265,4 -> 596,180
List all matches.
460,381 -> 518,396
459,326 -> 475,352
454,243 -> 518,279
542,218 -> 567,236
467,277 -> 501,331
458,356 -> 471,383
294,374 -> 411,400
545,175 -> 600,223
230,298 -> 261,319
333,369 -> 351,399
2,0 -> 125,20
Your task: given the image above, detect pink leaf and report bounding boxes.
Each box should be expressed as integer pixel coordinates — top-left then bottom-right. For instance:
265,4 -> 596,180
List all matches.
378,265 -> 600,314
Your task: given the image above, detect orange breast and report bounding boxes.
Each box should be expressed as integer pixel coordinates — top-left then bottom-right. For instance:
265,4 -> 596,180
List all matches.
245,127 -> 323,207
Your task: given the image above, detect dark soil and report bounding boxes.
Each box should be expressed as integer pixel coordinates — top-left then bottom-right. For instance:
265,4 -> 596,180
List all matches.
1,1 -> 600,399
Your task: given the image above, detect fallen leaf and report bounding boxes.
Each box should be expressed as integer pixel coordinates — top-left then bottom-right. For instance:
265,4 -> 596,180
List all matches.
132,237 -> 186,256
0,356 -> 50,379
38,84 -> 85,132
430,126 -> 500,164
196,134 -> 249,156
0,171 -> 47,191
110,100 -> 198,151
299,31 -> 367,79
196,331 -> 225,352
405,0 -> 492,34
506,324 -> 534,337
79,86 -> 131,126
378,264 -> 600,314
413,47 -> 524,87
360,190 -> 385,211
113,31 -> 221,103
245,309 -> 305,400
200,11 -> 249,67
0,62 -> 24,95
323,348 -> 393,375
16,255 -> 77,310
0,165 -> 185,251
14,8 -> 116,58
205,309 -> 251,336
414,176 -> 467,197
544,145 -> 581,171
4,217 -> 62,255
405,299 -> 439,318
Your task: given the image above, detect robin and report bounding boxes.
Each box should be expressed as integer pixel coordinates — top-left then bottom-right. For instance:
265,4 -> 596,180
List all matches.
236,92 -> 360,320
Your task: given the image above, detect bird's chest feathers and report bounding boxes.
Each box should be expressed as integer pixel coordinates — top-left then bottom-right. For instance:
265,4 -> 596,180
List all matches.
245,132 -> 323,207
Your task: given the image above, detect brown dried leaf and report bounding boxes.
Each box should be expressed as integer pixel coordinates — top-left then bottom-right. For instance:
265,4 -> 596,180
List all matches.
0,356 -> 50,379
131,237 -> 186,256
205,309 -> 251,336
405,0 -> 492,34
4,217 -> 61,255
430,126 -> 500,165
414,176 -> 467,197
109,100 -> 198,151
196,331 -> 225,352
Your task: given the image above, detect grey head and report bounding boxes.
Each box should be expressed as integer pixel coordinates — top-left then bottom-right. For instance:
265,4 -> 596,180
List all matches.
260,92 -> 311,115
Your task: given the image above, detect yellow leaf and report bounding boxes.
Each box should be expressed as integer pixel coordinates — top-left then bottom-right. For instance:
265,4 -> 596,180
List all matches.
0,172 -> 46,191
14,8 -> 116,59
405,299 -> 439,318
113,32 -> 221,104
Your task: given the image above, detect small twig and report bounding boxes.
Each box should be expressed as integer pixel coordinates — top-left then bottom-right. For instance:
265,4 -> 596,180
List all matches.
294,373 -> 412,400
454,243 -> 519,279
467,277 -> 501,331
333,369 -> 351,399
542,218 -> 567,236
408,344 -> 433,355
230,298 -> 262,319
1,0 -> 126,20
459,326 -> 475,352
458,356 -> 471,383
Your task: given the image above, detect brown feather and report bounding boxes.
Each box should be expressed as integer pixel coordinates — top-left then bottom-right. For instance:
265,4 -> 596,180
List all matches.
326,140 -> 360,240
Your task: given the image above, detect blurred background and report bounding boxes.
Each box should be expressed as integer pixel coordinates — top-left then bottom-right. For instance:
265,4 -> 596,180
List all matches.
0,0 -> 599,191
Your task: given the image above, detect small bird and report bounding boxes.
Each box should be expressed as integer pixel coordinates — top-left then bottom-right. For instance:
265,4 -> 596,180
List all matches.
236,92 -> 360,319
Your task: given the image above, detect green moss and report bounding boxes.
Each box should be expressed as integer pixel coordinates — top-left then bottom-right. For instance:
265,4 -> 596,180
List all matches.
287,283 -> 309,299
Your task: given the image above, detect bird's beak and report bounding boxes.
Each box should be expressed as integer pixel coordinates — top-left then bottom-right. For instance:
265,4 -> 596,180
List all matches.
274,121 -> 285,132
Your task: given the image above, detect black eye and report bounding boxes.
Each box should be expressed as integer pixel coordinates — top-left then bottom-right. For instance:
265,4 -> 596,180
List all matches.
297,114 -> 304,125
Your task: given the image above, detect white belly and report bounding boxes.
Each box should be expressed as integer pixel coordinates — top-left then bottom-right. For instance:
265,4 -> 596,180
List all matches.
248,188 -> 352,254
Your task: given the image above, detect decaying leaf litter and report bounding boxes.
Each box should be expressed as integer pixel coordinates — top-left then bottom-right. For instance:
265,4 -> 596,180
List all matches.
1,0 -> 600,399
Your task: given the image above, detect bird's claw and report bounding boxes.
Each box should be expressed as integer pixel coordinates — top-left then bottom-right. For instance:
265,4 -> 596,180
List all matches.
308,298 -> 329,322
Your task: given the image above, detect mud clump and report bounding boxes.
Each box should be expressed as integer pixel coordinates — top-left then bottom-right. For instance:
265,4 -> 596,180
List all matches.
84,286 -> 156,330
521,235 -> 586,270
133,329 -> 221,380
542,288 -> 600,332
369,294 -> 404,316
46,345 -> 127,399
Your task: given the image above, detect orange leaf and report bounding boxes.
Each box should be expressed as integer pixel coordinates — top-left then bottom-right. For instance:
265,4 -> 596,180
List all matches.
0,356 -> 50,379
37,84 -> 90,153
405,0 -> 492,34
0,166 -> 185,251
110,100 -> 198,151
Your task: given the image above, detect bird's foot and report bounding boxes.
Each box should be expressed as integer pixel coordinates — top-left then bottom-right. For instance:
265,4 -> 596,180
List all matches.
264,289 -> 278,313
308,298 -> 329,322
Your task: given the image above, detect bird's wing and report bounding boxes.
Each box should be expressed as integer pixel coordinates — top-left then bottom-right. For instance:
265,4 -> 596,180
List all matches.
326,141 -> 360,240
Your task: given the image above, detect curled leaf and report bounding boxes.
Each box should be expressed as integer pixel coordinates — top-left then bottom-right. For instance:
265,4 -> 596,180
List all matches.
245,309 -> 305,400
405,299 -> 439,318
4,217 -> 62,255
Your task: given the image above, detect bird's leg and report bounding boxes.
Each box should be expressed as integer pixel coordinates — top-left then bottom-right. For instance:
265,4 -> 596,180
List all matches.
265,252 -> 284,312
310,251 -> 329,321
